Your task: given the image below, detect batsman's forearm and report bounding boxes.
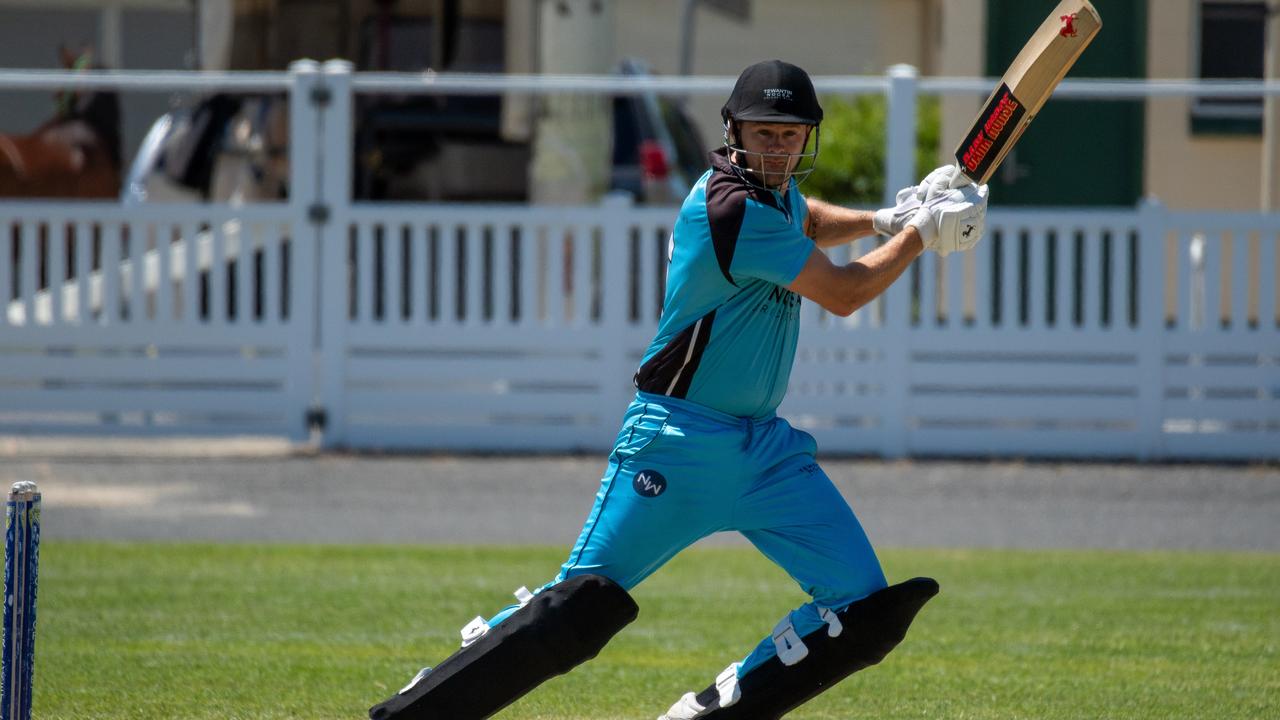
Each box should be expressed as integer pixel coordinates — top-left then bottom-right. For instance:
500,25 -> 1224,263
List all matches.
805,198 -> 878,247
839,227 -> 924,311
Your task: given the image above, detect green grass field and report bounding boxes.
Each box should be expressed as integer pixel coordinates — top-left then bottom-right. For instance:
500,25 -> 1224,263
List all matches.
38,542 -> 1279,719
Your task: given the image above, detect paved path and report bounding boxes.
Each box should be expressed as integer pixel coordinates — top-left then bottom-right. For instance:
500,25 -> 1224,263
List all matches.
4,438 -> 1277,551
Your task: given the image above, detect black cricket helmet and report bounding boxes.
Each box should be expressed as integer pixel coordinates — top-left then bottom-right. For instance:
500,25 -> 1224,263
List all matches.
721,60 -> 823,189
721,59 -> 823,126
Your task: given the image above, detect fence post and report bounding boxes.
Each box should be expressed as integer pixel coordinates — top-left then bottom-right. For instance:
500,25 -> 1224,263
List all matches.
884,64 -> 918,207
880,260 -> 913,460
878,64 -> 920,459
287,59 -> 322,443
1135,198 -> 1166,460
600,192 -> 637,427
315,59 -> 355,448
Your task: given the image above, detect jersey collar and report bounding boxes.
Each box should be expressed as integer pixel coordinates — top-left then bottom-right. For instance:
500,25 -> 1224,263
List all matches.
708,147 -> 794,215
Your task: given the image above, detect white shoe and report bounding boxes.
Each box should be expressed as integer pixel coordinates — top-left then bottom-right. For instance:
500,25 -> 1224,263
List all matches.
397,666 -> 432,695
658,691 -> 707,720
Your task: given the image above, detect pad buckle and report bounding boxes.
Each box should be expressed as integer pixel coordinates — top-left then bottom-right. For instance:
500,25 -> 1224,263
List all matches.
771,615 -> 809,666
715,663 -> 742,707
460,615 -> 490,648
819,606 -> 843,638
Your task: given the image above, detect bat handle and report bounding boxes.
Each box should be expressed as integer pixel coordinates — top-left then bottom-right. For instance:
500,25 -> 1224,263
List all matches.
950,162 -> 977,189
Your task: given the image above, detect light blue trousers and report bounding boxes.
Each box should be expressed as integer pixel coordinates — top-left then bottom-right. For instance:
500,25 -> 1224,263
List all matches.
492,392 -> 886,678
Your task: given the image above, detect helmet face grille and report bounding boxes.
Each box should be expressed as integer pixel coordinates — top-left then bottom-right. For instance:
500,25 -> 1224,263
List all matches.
722,124 -> 821,191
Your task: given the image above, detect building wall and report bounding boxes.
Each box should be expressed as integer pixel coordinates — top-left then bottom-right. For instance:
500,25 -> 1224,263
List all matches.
1144,0 -> 1263,210
4,0 -> 1270,209
614,0 -> 931,152
934,0 -> 1268,210
614,0 -> 1274,212
936,0 -> 986,174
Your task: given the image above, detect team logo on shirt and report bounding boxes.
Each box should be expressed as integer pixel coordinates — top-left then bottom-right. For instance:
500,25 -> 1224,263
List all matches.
754,286 -> 802,317
633,469 -> 668,498
770,287 -> 801,308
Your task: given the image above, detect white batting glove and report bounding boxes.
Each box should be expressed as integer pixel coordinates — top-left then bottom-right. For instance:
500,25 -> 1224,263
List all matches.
908,183 -> 990,256
906,204 -> 939,248
914,164 -> 970,203
872,184 -> 923,236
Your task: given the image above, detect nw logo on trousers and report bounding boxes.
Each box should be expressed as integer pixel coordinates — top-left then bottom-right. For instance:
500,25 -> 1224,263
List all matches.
633,470 -> 668,498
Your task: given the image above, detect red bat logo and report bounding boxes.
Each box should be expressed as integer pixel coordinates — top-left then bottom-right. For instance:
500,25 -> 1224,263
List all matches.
1060,13 -> 1078,37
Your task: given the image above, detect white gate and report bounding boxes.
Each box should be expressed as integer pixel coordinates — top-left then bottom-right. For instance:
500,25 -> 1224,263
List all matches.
0,66 -> 320,440
0,203 -> 314,438
320,199 -> 670,451
0,63 -> 1276,459
785,206 -> 1279,460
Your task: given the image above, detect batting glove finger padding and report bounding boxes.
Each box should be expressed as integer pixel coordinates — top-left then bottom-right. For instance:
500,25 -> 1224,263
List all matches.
872,184 -> 925,236
914,163 -> 966,202
906,204 -> 938,247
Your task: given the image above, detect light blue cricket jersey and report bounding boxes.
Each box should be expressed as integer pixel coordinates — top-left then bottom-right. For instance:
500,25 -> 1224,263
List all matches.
633,148 -> 816,419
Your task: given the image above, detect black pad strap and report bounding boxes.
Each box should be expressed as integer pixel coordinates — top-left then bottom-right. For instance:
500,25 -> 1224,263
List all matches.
698,577 -> 939,719
370,574 -> 638,720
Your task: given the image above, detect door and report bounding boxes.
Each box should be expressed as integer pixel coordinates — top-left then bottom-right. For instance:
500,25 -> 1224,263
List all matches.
985,0 -> 1146,206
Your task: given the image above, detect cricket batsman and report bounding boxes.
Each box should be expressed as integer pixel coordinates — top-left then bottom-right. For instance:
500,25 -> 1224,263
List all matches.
371,59 -> 988,720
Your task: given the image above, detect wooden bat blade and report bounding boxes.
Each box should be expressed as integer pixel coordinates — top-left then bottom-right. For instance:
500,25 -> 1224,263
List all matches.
955,0 -> 1102,185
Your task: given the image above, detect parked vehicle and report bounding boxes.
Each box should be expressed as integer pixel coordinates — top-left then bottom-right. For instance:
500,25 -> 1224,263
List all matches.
123,58 -> 707,205
609,57 -> 708,205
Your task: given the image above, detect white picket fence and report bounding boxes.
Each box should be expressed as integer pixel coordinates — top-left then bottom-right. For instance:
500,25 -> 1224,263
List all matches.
0,202 -> 313,438
1,62 -> 1277,459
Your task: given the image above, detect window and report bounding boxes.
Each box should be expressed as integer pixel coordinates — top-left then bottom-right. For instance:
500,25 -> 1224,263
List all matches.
1193,1 -> 1267,134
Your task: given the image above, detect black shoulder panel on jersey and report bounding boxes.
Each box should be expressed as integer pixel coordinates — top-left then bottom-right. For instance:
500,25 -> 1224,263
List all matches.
634,309 -> 717,398
705,149 -> 789,288
705,169 -> 747,288
369,574 -> 638,720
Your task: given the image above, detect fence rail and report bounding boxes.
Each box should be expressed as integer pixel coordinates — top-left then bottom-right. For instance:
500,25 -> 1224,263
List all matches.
6,67 -> 1280,97
1,63 -> 1277,459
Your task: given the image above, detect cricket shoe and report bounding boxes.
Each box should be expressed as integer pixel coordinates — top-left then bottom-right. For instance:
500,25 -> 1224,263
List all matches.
658,691 -> 709,720
658,663 -> 739,719
396,667 -> 432,695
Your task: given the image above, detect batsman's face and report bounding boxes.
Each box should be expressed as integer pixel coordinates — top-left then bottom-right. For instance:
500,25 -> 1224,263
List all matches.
734,121 -> 810,188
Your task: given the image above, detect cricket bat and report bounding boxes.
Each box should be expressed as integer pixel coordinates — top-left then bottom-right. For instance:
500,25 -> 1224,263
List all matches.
953,0 -> 1102,186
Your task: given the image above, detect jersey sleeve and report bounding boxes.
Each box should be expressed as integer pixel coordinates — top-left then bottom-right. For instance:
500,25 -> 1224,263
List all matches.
729,198 -> 815,287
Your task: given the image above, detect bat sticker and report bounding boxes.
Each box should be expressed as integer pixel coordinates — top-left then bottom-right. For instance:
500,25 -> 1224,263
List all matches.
1060,13 -> 1079,37
956,83 -> 1027,180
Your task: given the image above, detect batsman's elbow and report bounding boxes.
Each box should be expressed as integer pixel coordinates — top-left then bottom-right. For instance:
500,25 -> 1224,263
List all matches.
788,249 -> 863,317
833,289 -> 878,317
791,280 -> 860,317
818,294 -> 861,317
